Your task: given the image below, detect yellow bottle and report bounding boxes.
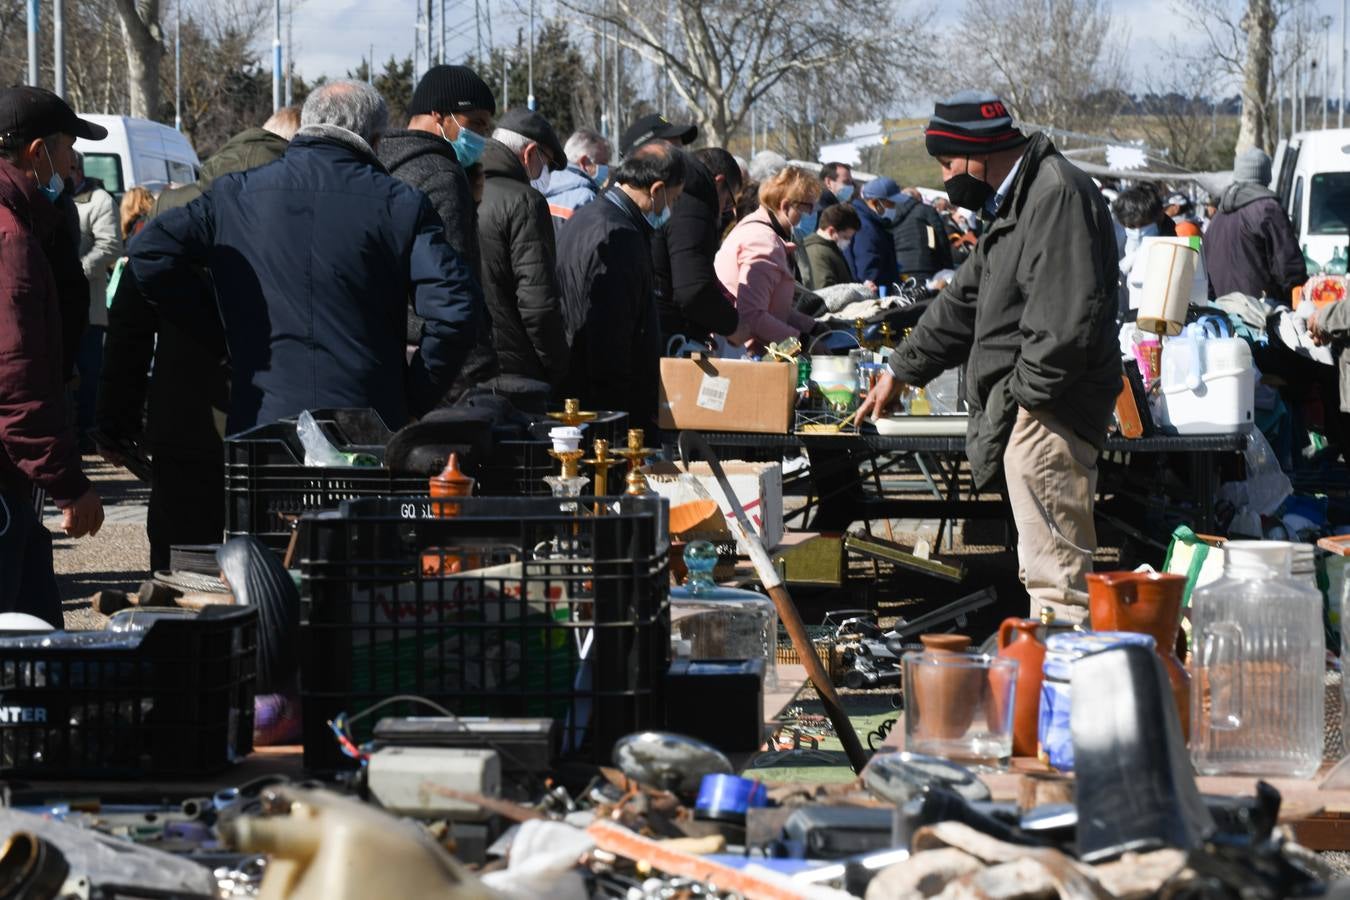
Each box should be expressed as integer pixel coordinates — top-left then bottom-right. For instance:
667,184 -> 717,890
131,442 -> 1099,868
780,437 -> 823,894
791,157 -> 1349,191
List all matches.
909,387 -> 931,416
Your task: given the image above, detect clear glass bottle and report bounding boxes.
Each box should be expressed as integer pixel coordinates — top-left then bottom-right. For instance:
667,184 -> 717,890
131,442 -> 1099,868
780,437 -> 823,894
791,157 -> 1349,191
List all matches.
1190,541 -> 1324,778
670,542 -> 778,689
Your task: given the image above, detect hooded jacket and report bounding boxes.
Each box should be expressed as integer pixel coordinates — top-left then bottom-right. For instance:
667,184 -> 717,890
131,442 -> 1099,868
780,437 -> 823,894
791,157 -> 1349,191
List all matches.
845,198 -> 900,287
160,128 -> 290,210
887,132 -> 1121,488
477,138 -> 569,385
888,195 -> 953,280
1204,181 -> 1306,302
715,206 -> 815,348
544,163 -> 601,224
556,187 -> 661,430
800,232 -> 854,291
129,126 -> 479,434
653,154 -> 739,342
0,159 -> 90,506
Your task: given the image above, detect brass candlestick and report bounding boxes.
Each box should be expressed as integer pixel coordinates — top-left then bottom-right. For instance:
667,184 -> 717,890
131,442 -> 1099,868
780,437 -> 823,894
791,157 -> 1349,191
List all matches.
547,447 -> 585,480
548,398 -> 598,428
585,439 -> 619,497
615,428 -> 657,475
879,322 -> 896,349
625,468 -> 652,496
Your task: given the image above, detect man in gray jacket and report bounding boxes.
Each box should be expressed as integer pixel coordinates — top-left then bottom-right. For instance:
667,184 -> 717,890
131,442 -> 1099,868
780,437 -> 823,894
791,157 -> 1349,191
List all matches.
857,91 -> 1121,622
71,151 -> 120,444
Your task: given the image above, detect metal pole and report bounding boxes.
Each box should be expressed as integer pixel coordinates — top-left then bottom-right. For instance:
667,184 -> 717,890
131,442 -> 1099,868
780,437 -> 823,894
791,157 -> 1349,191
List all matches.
440,0 -> 445,63
475,0 -> 483,64
26,0 -> 38,87
53,0 -> 64,97
502,56 -> 509,111
272,0 -> 282,112
527,0 -> 535,110
1325,16 -> 1334,129
174,1 -> 182,129
1342,0 -> 1347,128
599,21 -> 607,139
426,0 -> 433,68
368,44 -> 374,84
612,23 -> 619,135
285,1 -> 293,106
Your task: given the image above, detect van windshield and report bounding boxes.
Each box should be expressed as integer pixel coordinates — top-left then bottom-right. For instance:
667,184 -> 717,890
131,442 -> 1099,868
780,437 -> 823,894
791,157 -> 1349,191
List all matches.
82,153 -> 122,194
1309,171 -> 1350,235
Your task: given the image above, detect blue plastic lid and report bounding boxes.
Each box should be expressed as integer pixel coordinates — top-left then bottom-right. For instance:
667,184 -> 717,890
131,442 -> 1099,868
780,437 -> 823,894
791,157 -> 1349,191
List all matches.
1043,631 -> 1155,681
695,773 -> 769,821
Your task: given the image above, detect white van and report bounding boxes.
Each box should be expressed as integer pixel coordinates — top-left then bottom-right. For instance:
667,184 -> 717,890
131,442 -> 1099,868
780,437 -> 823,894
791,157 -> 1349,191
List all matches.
72,114 -> 199,200
1270,128 -> 1350,272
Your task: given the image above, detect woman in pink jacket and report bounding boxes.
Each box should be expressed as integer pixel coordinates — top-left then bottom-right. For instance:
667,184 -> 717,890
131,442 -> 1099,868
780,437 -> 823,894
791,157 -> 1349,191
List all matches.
715,167 -> 821,352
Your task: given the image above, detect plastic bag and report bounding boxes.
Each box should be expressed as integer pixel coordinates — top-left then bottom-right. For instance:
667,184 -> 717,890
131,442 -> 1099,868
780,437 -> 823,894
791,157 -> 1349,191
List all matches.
1239,426 -> 1293,516
297,410 -> 378,467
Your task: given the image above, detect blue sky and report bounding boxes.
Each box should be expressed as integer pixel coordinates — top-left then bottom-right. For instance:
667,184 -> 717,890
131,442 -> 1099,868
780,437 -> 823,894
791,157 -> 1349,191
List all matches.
287,0 -> 1350,113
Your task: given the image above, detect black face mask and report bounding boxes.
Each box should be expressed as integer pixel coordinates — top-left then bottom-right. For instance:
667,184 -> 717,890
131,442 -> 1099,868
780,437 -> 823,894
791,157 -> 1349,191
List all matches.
944,160 -> 994,212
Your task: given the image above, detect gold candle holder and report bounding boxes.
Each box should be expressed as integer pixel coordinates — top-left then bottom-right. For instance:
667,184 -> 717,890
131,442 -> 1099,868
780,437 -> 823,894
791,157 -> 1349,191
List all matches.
548,398 -> 598,428
548,447 -> 585,480
585,439 -> 619,498
615,428 -> 657,475
625,468 -> 652,496
879,322 -> 896,348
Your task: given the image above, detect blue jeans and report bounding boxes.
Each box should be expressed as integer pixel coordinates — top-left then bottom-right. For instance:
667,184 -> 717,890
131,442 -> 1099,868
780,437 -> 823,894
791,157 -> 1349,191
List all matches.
75,325 -> 105,437
0,489 -> 62,627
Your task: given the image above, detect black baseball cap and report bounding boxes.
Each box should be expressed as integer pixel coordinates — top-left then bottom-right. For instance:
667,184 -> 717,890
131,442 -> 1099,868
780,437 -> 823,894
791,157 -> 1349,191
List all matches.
620,113 -> 697,156
0,86 -> 107,148
498,108 -> 566,172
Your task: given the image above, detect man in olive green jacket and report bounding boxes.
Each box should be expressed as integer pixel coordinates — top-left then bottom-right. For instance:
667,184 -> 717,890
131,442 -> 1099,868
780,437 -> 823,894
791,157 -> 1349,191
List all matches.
858,92 -> 1121,622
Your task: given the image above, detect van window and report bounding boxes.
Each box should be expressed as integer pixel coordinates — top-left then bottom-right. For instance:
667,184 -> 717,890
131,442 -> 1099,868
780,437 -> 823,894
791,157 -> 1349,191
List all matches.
1310,172 -> 1350,235
1293,176 -> 1304,235
166,159 -> 195,185
1277,143 -> 1300,206
82,153 -> 123,193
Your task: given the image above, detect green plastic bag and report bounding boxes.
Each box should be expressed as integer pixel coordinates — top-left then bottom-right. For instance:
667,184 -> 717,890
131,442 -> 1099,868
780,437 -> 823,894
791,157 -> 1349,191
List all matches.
1162,525 -> 1224,608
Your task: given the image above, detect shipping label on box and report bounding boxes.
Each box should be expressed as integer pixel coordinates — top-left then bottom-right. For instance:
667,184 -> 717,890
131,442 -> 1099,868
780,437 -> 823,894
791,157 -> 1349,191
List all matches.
658,356 -> 796,434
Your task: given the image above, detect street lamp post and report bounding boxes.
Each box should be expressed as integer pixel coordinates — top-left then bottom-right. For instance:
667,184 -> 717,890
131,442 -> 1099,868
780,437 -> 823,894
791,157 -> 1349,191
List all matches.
272,0 -> 282,112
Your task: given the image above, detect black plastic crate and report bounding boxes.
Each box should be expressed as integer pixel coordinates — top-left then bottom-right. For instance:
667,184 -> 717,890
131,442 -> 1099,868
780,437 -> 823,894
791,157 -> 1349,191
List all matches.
0,606 -> 257,777
227,409 -> 632,549
298,496 -> 669,771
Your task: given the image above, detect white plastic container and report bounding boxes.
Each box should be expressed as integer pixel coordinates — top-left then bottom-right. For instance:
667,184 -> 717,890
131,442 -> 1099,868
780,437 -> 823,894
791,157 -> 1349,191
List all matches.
1159,336 -> 1255,434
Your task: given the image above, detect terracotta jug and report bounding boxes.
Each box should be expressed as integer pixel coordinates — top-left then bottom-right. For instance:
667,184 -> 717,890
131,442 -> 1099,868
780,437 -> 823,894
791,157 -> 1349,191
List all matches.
996,617 -> 1047,757
1087,571 -> 1190,739
910,634 -> 978,741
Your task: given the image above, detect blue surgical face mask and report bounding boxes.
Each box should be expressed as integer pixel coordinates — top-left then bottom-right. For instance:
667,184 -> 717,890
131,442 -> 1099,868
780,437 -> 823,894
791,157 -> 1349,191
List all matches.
34,144 -> 63,203
644,188 -> 672,229
590,163 -> 609,187
835,183 -> 855,203
881,204 -> 900,223
439,118 -> 485,169
793,209 -> 818,239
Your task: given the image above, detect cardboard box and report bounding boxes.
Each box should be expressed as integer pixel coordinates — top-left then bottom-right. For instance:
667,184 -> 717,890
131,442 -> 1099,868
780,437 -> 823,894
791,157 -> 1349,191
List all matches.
657,356 -> 796,434
643,460 -> 784,548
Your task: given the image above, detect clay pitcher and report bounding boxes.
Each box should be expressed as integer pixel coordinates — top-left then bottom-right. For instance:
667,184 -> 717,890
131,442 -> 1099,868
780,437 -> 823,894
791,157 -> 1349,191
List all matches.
1087,571 -> 1190,739
910,634 -> 979,741
996,618 -> 1046,757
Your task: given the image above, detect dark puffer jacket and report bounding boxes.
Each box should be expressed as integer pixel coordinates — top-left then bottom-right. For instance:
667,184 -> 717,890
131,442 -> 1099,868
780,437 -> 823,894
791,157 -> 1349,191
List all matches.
1205,182 -> 1306,302
653,154 -> 738,342
378,128 -> 494,396
888,132 -> 1121,488
888,195 -> 954,280
845,198 -> 900,287
128,126 -> 479,434
477,138 -> 569,386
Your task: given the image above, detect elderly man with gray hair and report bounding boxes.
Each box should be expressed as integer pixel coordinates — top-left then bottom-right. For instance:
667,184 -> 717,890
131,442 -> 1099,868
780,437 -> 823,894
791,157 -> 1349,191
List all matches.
128,80 -> 479,434
544,127 -> 611,228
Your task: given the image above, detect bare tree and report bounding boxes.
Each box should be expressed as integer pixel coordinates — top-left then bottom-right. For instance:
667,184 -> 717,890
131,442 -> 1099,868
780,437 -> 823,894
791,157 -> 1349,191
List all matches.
555,0 -> 930,148
1137,66 -> 1241,171
1172,0 -> 1306,155
113,0 -> 164,118
951,0 -> 1129,132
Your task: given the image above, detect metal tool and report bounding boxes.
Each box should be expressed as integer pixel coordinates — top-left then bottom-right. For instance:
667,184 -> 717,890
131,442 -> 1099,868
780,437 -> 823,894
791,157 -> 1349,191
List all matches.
677,431 -> 868,773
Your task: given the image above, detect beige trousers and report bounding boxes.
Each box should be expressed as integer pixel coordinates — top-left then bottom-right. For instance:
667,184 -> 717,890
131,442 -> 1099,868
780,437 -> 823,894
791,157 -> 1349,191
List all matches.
1002,407 -> 1099,625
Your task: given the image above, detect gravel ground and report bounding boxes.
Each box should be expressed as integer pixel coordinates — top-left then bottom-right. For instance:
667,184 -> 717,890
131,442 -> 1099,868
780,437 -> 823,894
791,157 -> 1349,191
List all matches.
49,455 -> 150,629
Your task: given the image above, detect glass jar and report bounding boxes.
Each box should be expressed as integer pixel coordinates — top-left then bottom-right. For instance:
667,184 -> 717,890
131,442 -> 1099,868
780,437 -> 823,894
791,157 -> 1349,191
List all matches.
670,542 -> 778,689
1190,541 -> 1325,778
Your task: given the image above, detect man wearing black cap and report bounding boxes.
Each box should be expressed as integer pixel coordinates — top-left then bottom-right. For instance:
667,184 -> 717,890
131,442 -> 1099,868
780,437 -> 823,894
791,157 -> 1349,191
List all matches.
621,114 -> 739,345
379,64 -> 496,398
0,86 -> 107,626
476,109 -> 570,388
857,91 -> 1121,623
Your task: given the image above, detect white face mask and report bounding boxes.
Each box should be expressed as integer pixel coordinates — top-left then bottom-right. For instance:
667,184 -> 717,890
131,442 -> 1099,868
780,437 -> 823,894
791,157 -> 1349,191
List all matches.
527,146 -> 551,194
837,237 -> 852,253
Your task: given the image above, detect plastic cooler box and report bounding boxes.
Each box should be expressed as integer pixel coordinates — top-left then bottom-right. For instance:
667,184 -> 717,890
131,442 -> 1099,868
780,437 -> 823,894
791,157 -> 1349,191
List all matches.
297,495 -> 670,771
1158,337 -> 1255,435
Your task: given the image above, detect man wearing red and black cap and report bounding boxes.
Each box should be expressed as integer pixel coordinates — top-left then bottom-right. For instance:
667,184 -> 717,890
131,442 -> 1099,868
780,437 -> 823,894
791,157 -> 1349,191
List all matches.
0,86 -> 107,626
858,90 -> 1121,623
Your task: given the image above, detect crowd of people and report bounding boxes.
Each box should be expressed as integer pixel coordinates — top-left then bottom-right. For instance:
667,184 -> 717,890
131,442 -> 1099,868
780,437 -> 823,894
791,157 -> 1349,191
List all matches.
0,70 -> 1327,626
